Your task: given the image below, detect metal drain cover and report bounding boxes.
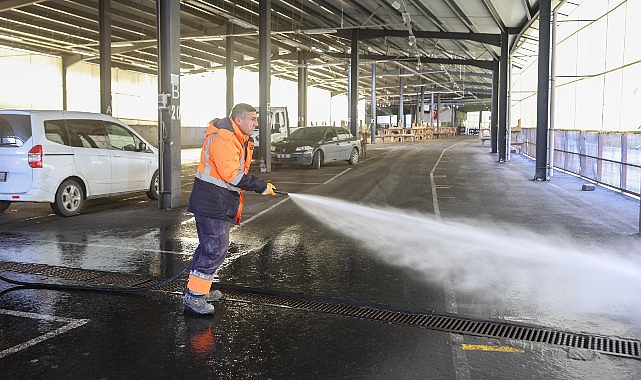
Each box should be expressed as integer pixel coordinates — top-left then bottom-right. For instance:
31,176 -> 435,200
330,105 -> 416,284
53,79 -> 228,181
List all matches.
1,260 -> 639,360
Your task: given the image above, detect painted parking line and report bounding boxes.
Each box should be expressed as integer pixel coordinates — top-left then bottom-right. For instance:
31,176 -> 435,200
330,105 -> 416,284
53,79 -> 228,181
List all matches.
323,168 -> 352,184
429,140 -> 468,219
431,140 -> 474,380
0,309 -> 89,358
461,344 -> 525,353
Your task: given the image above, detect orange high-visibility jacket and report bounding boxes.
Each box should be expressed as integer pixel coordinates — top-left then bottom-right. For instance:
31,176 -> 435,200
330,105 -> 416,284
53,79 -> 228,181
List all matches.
187,117 -> 267,224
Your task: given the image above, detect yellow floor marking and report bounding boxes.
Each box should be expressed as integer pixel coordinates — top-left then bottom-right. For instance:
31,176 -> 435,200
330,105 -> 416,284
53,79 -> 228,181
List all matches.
434,184 -> 452,188
461,344 -> 524,353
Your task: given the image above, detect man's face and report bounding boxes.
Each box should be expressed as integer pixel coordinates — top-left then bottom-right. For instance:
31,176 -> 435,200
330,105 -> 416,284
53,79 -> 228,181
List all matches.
235,111 -> 258,136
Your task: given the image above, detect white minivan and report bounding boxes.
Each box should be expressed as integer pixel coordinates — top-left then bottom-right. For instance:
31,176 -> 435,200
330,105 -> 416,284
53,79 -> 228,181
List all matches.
0,110 -> 159,216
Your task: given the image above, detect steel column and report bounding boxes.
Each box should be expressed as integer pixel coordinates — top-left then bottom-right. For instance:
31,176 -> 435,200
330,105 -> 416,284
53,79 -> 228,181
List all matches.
498,33 -> 508,162
298,51 -> 307,128
420,84 -> 425,124
451,105 -> 455,130
534,0 -> 551,181
370,63 -> 376,144
99,0 -> 111,115
61,56 -> 70,110
415,95 -> 419,126
490,60 -> 499,153
430,92 -> 434,127
156,0 -> 182,209
226,23 -> 234,116
436,92 -> 441,130
398,70 -> 404,128
259,0 -> 271,172
548,8 -> 558,177
349,28 -> 359,136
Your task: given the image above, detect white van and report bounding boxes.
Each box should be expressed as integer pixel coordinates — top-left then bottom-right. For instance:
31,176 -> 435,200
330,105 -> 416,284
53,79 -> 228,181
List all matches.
0,110 -> 159,216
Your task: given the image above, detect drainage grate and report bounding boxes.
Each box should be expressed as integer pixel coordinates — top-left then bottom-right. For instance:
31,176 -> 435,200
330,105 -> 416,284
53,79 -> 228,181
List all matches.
210,284 -> 641,360
1,260 -> 639,360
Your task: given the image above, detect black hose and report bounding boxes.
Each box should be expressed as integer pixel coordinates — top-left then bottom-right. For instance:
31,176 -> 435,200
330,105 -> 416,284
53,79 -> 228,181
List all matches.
0,262 -> 190,295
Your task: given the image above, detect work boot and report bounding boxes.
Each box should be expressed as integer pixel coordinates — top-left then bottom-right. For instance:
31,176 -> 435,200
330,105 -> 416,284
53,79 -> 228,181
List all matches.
203,289 -> 222,303
183,290 -> 215,315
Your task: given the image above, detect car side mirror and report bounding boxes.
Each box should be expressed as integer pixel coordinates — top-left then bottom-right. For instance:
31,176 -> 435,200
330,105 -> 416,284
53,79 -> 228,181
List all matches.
139,142 -> 147,151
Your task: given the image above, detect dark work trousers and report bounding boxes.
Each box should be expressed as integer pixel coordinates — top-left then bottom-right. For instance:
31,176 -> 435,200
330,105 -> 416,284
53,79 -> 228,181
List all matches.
191,213 -> 231,277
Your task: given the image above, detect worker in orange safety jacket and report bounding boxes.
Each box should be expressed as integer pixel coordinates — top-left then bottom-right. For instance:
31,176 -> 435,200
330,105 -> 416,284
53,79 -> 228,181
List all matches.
184,103 -> 276,315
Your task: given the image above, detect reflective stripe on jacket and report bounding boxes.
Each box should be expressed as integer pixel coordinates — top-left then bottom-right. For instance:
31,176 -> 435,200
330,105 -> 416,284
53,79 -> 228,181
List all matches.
187,117 -> 267,224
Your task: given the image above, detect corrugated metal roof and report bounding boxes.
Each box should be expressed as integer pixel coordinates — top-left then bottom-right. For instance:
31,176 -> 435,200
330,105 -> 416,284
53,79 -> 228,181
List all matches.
0,0 -> 547,109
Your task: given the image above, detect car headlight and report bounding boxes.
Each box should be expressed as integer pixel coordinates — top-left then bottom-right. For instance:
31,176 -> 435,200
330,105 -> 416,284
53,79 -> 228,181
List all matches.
295,145 -> 313,151
270,145 -> 276,152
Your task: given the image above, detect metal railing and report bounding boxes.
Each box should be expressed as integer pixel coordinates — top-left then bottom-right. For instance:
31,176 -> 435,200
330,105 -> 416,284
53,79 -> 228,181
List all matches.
519,128 -> 641,196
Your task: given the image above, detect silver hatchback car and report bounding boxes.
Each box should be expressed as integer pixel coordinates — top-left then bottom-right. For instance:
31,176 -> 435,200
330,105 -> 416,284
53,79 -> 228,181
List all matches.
270,126 -> 361,169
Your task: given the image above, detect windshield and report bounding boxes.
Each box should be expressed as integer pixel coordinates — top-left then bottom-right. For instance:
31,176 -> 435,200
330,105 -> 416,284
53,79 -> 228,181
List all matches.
0,114 -> 31,147
288,127 -> 327,141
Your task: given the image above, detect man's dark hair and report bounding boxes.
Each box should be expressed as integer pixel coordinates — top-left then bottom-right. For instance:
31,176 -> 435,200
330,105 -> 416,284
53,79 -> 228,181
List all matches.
230,103 -> 256,119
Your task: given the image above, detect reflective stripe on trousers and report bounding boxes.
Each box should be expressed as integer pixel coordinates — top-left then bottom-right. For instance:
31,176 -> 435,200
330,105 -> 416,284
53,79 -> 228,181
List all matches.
187,214 -> 231,295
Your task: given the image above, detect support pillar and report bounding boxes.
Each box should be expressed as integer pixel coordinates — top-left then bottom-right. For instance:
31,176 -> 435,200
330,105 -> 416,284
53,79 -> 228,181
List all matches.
498,33 -> 509,162
398,70 -> 404,128
430,92 -> 435,127
451,105 -> 456,131
420,84 -> 425,124
436,92 -> 441,130
259,0 -> 272,172
534,0 -> 551,181
298,51 -> 308,128
99,0 -> 112,115
548,7 -> 558,177
349,29 -> 359,137
157,0 -> 182,208
491,60 -> 499,153
226,23 -> 234,115
370,63 -> 376,144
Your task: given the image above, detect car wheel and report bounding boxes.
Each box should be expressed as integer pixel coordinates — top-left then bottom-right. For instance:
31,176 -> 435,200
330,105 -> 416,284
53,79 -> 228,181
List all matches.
312,150 -> 322,169
0,201 -> 10,213
348,147 -> 359,165
146,170 -> 159,200
51,179 -> 84,217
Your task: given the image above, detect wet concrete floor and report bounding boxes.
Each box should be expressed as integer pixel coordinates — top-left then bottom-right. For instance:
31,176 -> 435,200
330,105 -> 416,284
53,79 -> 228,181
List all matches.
1,137 -> 640,379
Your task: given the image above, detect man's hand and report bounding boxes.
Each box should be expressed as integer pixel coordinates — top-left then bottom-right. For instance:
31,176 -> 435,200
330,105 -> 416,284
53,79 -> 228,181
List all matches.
261,183 -> 276,196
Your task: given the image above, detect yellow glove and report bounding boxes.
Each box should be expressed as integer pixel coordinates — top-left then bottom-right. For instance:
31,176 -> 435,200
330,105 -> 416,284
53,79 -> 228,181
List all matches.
261,183 -> 276,196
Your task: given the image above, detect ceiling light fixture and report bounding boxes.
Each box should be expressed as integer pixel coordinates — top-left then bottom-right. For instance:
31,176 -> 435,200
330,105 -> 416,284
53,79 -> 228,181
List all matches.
129,61 -> 150,69
301,28 -> 337,35
194,36 -> 224,42
111,41 -> 134,47
70,48 -> 96,56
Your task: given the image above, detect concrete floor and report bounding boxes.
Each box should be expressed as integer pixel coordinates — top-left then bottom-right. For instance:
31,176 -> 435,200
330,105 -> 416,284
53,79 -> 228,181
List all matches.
1,136 -> 640,379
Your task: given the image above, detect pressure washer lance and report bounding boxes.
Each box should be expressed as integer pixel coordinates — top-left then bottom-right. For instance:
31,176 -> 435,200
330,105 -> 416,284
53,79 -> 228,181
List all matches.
274,189 -> 289,195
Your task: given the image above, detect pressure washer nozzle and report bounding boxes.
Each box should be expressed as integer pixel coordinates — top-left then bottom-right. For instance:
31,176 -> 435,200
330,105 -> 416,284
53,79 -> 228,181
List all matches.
274,189 -> 289,195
